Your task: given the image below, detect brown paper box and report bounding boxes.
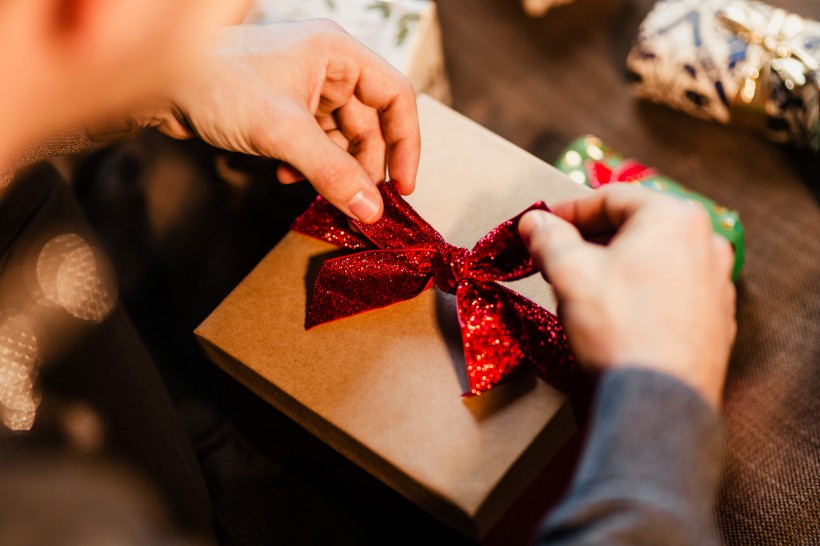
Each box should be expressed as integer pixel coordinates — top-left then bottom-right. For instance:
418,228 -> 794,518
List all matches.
195,96 -> 590,539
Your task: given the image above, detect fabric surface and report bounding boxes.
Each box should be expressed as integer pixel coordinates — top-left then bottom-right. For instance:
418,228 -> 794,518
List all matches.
434,1 -> 819,544
0,164 -> 217,544
537,368 -> 724,546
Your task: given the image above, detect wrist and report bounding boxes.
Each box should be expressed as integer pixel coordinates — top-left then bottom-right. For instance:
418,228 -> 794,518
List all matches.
604,360 -> 724,411
87,99 -> 195,143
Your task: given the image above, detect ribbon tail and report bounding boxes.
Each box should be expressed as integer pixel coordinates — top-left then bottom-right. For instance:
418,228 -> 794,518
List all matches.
307,250 -> 433,328
455,281 -> 531,395
506,291 -> 593,420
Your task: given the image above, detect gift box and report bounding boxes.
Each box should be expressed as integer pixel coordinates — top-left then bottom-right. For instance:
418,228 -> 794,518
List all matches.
248,0 -> 452,104
555,135 -> 745,280
195,96 -> 590,538
522,0 -> 576,17
627,0 -> 820,151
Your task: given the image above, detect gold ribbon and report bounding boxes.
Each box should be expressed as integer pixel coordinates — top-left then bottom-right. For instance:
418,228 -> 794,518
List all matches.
717,2 -> 819,137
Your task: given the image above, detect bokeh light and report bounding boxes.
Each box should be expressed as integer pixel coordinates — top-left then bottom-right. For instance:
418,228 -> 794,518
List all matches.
0,311 -> 40,431
36,234 -> 117,323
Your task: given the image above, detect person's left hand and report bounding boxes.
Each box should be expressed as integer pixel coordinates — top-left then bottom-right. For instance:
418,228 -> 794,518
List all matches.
135,21 -> 421,223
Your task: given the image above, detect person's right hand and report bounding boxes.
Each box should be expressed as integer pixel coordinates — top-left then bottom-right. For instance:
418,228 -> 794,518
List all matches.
136,21 -> 420,224
518,185 -> 737,409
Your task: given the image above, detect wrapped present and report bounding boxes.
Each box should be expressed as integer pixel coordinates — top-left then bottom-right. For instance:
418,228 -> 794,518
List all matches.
196,96 -> 591,539
521,0 -> 576,17
248,0 -> 451,104
627,0 -> 820,151
555,135 -> 745,281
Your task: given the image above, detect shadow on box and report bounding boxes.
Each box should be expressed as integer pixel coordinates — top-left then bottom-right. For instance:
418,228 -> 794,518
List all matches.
304,246 -> 539,419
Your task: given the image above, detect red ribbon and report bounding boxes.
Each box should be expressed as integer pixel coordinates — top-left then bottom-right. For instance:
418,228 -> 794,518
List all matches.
292,180 -> 583,399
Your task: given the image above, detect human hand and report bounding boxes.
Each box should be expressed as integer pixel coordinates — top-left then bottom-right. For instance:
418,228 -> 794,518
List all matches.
519,185 -> 737,409
138,21 -> 420,223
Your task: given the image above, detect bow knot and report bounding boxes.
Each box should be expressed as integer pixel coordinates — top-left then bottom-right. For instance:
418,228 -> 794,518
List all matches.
432,244 -> 470,294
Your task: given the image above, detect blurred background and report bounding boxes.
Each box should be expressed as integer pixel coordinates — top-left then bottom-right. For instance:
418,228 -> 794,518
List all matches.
2,1 -> 817,545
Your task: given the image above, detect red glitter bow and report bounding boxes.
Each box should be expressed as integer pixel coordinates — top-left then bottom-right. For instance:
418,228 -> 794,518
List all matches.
292,180 -> 581,397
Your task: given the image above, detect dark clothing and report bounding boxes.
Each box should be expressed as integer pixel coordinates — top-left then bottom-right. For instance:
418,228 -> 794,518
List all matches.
0,164 -> 217,543
538,369 -> 724,546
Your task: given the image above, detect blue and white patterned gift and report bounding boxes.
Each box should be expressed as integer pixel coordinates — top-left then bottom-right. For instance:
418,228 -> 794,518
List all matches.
627,0 -> 820,151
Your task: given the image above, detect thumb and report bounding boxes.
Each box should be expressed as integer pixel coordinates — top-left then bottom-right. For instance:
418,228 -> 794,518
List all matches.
268,106 -> 384,223
519,210 -> 599,295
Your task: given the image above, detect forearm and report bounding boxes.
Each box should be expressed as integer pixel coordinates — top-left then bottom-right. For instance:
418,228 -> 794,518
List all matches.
536,368 -> 724,546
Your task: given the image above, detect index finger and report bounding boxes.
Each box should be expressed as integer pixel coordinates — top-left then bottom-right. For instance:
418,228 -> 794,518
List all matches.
347,43 -> 420,195
551,184 -> 675,235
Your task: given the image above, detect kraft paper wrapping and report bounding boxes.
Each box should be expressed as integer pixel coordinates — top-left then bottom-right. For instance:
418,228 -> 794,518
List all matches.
196,96 -> 590,538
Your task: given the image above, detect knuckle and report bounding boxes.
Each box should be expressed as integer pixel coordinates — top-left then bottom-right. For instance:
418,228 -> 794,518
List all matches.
348,121 -> 382,145
309,18 -> 345,35
602,182 -> 640,197
397,77 -> 416,98
663,200 -> 712,236
314,157 -> 357,191
604,182 -> 651,202
681,202 -> 712,229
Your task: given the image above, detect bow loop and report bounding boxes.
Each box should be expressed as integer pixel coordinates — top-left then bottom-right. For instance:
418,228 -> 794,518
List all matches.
468,202 -> 548,283
305,248 -> 435,328
353,182 -> 444,250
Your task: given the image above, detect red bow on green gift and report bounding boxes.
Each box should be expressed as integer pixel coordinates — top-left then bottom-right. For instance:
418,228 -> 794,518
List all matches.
292,180 -> 584,399
587,160 -> 655,188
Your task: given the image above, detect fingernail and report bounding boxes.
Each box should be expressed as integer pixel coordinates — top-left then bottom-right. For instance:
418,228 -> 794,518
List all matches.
519,211 -> 545,234
347,190 -> 381,223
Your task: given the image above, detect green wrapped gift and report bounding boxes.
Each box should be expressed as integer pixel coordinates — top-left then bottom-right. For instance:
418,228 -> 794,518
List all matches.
555,135 -> 745,281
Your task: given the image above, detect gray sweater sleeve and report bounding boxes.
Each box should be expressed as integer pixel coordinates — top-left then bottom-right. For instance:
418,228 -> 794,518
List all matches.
536,368 -> 724,546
